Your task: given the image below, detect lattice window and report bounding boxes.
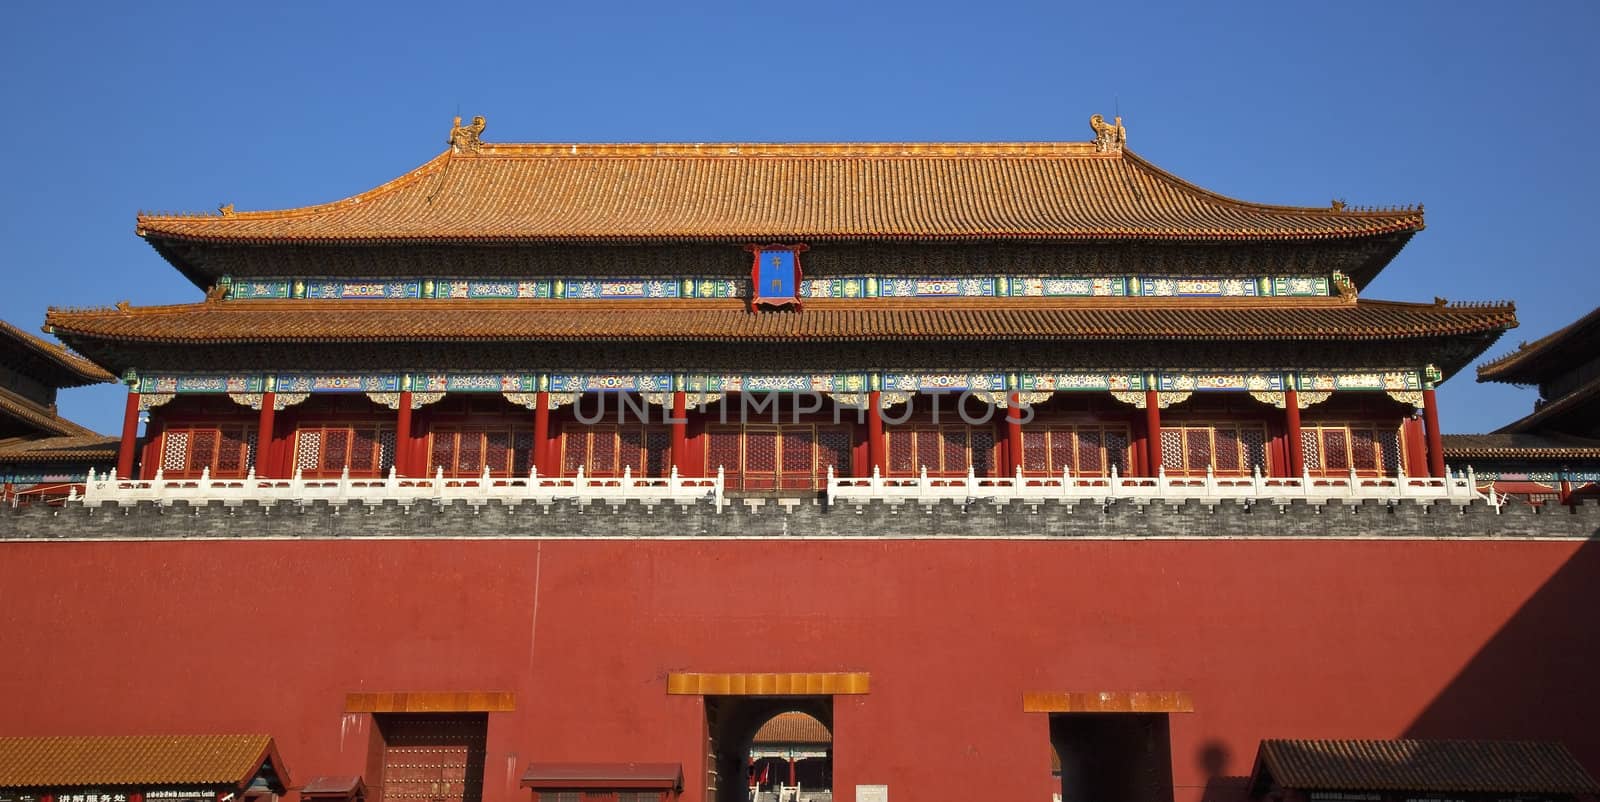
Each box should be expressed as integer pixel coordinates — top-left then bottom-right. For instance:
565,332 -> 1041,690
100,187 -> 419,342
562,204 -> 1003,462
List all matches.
322,429 -> 351,473
512,432 -> 534,475
618,429 -> 644,474
1104,429 -> 1129,474
297,430 -> 322,471
1078,429 -> 1104,474
888,429 -> 915,473
590,428 -> 618,474
1160,429 -> 1184,470
818,428 -> 852,474
160,425 -> 256,478
970,429 -> 996,476
916,430 -> 942,473
942,428 -> 970,472
163,431 -> 190,471
1239,427 -> 1266,473
783,428 -> 815,473
1302,423 -> 1405,476
484,432 -> 510,473
645,429 -> 671,475
1022,430 -> 1048,472
706,428 -> 741,477
1161,423 -> 1266,476
1301,429 -> 1321,471
1378,429 -> 1402,474
562,429 -> 586,474
744,429 -> 777,473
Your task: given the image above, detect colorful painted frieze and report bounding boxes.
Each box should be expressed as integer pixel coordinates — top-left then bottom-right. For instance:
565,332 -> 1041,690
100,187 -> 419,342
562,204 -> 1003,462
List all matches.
303,280 -> 423,299
275,374 -> 402,393
138,374 -> 265,394
1296,370 -> 1422,391
1158,373 -> 1284,392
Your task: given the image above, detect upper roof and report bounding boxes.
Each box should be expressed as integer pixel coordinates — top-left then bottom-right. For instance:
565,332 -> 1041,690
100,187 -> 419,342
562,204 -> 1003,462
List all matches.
136,124 -> 1423,247
1249,739 -> 1599,796
1493,373 -> 1600,435
0,320 -> 115,388
1478,305 -> 1600,384
0,734 -> 286,791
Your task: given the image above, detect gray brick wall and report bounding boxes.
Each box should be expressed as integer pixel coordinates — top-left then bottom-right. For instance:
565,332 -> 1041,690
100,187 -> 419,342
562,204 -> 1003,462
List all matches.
1,497 -> 1595,540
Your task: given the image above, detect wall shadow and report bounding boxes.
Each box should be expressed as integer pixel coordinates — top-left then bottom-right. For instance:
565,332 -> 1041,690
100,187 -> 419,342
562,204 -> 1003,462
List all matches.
1404,539 -> 1600,772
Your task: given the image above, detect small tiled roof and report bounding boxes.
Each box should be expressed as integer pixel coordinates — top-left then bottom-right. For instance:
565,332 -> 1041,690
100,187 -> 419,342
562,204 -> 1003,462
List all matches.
136,141 -> 1423,246
1251,739 -> 1599,795
753,713 -> 831,745
45,297 -> 1514,346
1443,432 -> 1600,460
0,433 -> 119,464
0,735 -> 283,790
1478,305 -> 1600,385
0,320 -> 115,387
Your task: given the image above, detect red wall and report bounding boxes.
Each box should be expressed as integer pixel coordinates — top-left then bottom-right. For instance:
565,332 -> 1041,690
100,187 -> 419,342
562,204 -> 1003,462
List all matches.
0,538 -> 1592,802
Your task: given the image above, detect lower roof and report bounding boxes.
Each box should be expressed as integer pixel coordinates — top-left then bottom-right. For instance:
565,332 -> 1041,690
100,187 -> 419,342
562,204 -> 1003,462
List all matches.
1251,739 -> 1599,796
0,433 -> 118,464
1442,432 -> 1600,460
45,296 -> 1514,347
0,735 -> 285,791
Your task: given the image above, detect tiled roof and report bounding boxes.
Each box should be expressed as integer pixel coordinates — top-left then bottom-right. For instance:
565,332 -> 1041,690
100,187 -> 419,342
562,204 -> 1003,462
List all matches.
1478,305 -> 1600,384
753,713 -> 831,745
1442,432 -> 1600,460
1253,739 -> 1599,794
0,386 -> 97,439
136,142 -> 1423,245
1493,373 -> 1600,435
0,320 -> 115,387
45,297 -> 1514,346
0,433 -> 118,464
520,763 -> 682,791
0,735 -> 282,790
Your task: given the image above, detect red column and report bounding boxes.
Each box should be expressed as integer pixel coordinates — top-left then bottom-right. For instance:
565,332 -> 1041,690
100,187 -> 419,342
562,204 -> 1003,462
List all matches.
533,390 -> 551,476
670,389 -> 688,473
117,387 -> 140,478
1422,387 -> 1445,478
395,390 -> 414,476
867,390 -> 885,474
1005,391 -> 1025,475
1144,389 -> 1162,476
788,758 -> 796,785
1283,387 -> 1304,477
255,391 -> 276,476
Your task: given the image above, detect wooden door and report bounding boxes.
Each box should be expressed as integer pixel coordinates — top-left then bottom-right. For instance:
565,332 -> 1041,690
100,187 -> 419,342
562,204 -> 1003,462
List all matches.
378,716 -> 484,802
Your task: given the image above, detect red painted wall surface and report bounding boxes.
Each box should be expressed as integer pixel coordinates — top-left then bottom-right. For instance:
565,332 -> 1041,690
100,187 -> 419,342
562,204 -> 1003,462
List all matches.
0,538 -> 1593,802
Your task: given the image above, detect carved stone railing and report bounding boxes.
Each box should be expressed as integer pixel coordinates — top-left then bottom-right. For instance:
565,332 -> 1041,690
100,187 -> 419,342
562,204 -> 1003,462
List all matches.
826,465 -> 1494,507
76,465 -> 724,508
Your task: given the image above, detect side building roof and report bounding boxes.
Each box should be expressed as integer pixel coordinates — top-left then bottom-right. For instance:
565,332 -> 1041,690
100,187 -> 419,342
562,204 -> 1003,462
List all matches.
0,735 -> 287,792
0,320 -> 116,388
1478,305 -> 1600,385
1249,739 -> 1599,797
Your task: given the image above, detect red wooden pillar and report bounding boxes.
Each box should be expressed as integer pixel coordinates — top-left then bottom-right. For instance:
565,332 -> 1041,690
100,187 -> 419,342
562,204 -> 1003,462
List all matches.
1005,391 -> 1025,475
1144,389 -> 1162,476
395,390 -> 414,476
670,389 -> 688,473
533,390 -> 551,475
255,391 -> 277,476
1422,387 -> 1445,478
867,390 -> 885,474
117,386 -> 140,478
1283,387 -> 1304,477
788,758 -> 796,785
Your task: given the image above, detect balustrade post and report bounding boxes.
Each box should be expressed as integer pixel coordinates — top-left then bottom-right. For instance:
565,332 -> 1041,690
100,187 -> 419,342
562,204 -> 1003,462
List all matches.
1109,464 -> 1121,499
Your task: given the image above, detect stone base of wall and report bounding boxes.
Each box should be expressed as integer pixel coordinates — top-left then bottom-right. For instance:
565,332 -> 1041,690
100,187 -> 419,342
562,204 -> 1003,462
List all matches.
2,497 -> 1596,539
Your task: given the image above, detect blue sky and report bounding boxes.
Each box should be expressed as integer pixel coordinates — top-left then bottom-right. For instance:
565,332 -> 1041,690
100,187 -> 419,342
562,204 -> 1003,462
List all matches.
2,0 -> 1595,434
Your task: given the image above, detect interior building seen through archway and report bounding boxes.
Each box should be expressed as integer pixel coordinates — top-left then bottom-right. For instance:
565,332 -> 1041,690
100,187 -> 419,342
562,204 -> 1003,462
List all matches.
706,697 -> 832,802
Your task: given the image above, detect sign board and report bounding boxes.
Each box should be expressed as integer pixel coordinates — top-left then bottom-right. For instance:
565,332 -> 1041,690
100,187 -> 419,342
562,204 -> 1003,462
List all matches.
855,785 -> 888,802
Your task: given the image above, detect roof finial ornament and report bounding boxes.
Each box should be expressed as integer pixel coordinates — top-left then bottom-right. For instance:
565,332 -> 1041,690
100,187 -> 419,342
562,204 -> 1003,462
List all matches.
218,203 -> 236,217
1090,114 -> 1126,153
1330,270 -> 1357,303
449,115 -> 487,154
1330,199 -> 1346,211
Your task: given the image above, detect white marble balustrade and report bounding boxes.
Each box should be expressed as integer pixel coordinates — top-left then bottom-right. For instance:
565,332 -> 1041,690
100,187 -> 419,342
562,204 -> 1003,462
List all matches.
826,464 -> 1495,506
75,465 -> 724,507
